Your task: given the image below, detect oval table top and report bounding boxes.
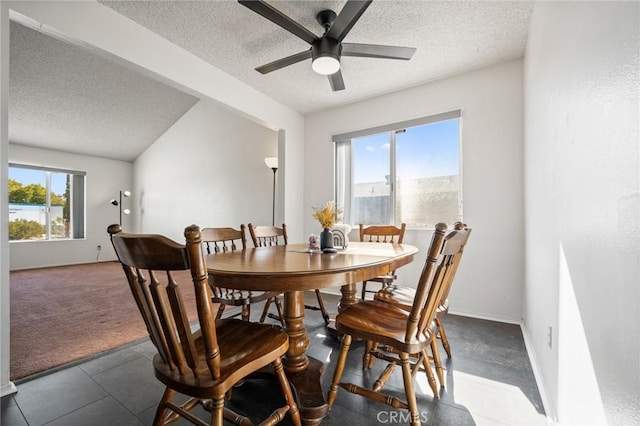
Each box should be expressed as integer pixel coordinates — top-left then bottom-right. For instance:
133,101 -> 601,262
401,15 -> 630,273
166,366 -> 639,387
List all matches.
206,241 -> 418,292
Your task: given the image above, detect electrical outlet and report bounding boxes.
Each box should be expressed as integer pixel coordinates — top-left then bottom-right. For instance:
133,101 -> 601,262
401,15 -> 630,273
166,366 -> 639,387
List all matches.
547,326 -> 553,349
97,245 -> 102,251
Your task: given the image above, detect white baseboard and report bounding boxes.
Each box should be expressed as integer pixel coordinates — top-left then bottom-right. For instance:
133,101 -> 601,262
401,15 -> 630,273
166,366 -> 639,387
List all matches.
447,308 -> 521,325
520,321 -> 556,425
1,381 -> 17,397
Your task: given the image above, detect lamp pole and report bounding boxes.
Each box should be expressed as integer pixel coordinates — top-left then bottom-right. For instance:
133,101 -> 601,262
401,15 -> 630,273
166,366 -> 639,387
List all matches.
264,157 -> 278,226
119,191 -> 124,226
270,167 -> 277,225
117,190 -> 130,227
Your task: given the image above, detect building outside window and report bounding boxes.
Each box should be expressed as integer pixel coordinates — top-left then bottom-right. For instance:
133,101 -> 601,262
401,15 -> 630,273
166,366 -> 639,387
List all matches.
8,164 -> 85,241
334,110 -> 462,228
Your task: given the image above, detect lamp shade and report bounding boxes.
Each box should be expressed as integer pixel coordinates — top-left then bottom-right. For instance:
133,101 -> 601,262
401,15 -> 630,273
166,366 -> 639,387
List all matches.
264,157 -> 278,170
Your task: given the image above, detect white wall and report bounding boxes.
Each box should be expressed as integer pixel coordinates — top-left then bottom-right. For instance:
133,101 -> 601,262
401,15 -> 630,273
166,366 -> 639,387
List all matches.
134,98 -> 277,242
305,59 -> 525,322
524,2 -> 639,424
8,144 -> 132,269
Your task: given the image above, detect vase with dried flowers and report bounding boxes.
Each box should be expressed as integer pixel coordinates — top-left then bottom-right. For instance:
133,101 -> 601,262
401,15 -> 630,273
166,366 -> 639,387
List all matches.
312,201 -> 343,251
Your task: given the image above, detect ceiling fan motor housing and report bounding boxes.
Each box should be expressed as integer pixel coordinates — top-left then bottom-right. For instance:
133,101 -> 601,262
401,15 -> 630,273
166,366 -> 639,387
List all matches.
312,37 -> 342,63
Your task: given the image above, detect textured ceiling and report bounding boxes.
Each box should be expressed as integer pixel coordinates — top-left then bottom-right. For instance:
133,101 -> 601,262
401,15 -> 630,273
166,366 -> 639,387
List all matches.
9,1 -> 534,162
101,0 -> 534,115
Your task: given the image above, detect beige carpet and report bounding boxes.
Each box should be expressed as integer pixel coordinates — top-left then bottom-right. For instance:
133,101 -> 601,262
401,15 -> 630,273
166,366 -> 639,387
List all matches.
10,262 -> 198,380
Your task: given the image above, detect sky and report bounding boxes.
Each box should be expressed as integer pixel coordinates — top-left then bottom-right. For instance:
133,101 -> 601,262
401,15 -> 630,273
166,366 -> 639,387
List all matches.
353,118 -> 460,184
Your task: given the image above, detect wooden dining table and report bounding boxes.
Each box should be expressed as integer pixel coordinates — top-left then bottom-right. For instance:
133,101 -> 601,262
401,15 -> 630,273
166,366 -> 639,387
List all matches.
206,241 -> 418,425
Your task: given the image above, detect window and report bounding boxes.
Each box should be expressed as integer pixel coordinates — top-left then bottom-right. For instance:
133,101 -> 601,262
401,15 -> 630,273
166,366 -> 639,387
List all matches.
334,110 -> 461,228
8,164 -> 85,241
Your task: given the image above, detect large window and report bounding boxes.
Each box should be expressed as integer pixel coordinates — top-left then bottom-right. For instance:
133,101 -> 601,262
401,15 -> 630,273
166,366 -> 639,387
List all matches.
8,164 -> 85,241
335,110 -> 461,228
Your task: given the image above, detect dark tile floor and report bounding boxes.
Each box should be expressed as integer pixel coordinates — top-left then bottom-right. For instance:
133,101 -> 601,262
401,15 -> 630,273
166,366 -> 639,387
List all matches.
2,293 -> 548,425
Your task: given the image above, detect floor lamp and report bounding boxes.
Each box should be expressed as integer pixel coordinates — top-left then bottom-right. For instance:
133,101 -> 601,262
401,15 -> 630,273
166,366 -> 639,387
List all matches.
264,157 -> 278,226
110,190 -> 131,226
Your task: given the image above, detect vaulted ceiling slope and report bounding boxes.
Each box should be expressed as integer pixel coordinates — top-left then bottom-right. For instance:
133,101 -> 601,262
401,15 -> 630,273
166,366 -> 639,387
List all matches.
9,1 -> 533,162
9,21 -> 199,162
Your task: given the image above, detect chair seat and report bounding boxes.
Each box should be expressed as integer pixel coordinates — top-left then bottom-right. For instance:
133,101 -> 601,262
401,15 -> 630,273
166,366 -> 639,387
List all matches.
335,300 -> 434,355
376,286 -> 449,316
154,318 -> 289,399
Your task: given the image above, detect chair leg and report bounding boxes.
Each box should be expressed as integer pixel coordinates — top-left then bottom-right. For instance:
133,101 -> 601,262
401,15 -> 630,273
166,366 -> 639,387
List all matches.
400,352 -> 421,426
273,296 -> 285,327
260,296 -> 286,327
272,357 -> 301,426
368,341 -> 379,369
430,339 -> 445,389
420,349 -> 439,399
153,387 -> 176,426
361,281 -> 368,300
259,298 -> 272,323
215,304 -> 226,320
327,334 -> 352,408
241,304 -> 250,321
363,340 -> 373,370
435,318 -> 452,358
211,397 -> 225,426
314,289 -> 330,325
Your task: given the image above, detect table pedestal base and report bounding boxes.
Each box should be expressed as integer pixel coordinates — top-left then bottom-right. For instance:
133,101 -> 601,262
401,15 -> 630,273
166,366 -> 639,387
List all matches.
287,356 -> 328,426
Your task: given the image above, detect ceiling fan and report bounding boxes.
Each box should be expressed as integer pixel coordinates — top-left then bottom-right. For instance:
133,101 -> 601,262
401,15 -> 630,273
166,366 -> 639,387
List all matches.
238,0 -> 417,91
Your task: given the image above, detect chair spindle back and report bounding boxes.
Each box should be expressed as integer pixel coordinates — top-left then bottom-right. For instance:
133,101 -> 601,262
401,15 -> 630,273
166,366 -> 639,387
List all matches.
201,226 -> 247,254
359,223 -> 406,244
108,224 -> 220,380
405,223 -> 470,343
436,222 -> 472,309
248,223 -> 288,247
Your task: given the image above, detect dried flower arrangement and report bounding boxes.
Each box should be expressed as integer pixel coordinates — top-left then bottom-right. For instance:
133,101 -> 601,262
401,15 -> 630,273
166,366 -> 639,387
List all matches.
312,201 -> 343,229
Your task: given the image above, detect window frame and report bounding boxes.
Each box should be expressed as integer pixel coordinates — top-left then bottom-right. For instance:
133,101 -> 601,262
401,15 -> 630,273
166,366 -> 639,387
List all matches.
333,110 -> 463,228
8,163 -> 86,241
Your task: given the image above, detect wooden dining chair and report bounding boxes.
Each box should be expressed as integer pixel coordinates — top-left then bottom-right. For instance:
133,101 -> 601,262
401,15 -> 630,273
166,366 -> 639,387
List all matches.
107,224 -> 300,426
248,223 -> 331,325
201,225 -> 284,327
375,222 -> 471,358
359,223 -> 407,300
327,223 -> 461,425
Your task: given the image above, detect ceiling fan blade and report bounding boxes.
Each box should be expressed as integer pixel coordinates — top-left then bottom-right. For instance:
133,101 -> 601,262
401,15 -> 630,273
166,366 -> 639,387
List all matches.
326,0 -> 372,42
329,70 -> 345,91
342,43 -> 417,60
238,0 -> 317,45
256,50 -> 312,74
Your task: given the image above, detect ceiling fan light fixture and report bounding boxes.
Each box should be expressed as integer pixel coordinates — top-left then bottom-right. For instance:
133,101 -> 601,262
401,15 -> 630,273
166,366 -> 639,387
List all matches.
312,56 -> 340,75
311,38 -> 341,75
